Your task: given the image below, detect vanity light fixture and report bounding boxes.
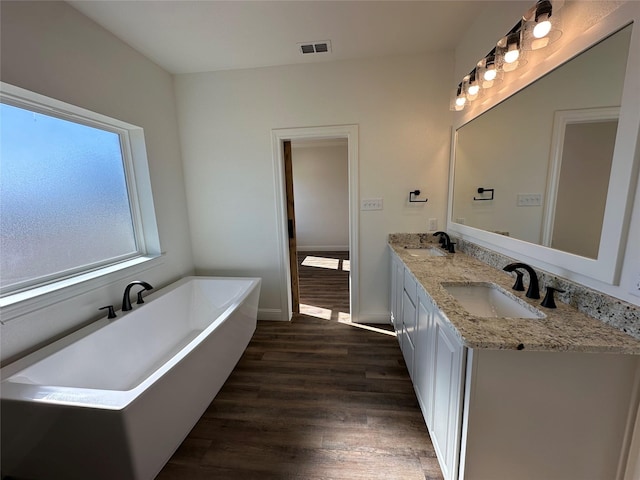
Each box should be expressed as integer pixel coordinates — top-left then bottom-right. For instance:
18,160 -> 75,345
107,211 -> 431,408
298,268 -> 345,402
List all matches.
477,52 -> 501,90
450,0 -> 563,111
533,0 -> 553,38
522,0 -> 563,50
482,54 -> 497,82
503,32 -> 521,63
466,69 -> 480,97
454,83 -> 467,111
497,30 -> 525,73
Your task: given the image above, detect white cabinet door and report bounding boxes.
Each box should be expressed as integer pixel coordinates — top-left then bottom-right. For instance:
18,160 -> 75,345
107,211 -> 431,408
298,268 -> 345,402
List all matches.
390,253 -> 398,327
401,289 -> 416,380
430,311 -> 465,480
415,290 -> 435,425
393,256 -> 404,338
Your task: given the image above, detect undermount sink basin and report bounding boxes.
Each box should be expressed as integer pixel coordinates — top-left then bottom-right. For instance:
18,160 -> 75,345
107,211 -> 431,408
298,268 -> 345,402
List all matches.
404,247 -> 446,258
442,282 -> 545,319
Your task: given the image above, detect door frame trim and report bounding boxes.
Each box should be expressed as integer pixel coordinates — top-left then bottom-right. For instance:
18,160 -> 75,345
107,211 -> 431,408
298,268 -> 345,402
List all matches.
271,125 -> 359,322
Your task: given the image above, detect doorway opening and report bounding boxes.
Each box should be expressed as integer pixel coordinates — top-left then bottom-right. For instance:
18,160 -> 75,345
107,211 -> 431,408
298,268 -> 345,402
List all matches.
290,138 -> 350,320
272,125 -> 359,323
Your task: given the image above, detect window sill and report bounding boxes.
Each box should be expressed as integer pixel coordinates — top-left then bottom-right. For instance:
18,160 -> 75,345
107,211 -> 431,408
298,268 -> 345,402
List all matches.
0,255 -> 164,324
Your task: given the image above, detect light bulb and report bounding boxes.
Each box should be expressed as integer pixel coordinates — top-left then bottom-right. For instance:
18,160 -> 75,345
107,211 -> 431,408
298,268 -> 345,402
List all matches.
468,84 -> 480,96
483,68 -> 497,81
504,48 -> 520,64
532,1 -> 553,39
454,83 -> 466,110
533,16 -> 551,38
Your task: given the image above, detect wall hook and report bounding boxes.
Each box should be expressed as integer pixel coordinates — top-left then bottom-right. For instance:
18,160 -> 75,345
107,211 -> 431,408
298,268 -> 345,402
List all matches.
409,190 -> 428,203
473,187 -> 494,201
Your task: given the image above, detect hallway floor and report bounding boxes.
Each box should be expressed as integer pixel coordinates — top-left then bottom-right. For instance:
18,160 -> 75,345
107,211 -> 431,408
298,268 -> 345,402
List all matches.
297,250 -> 350,321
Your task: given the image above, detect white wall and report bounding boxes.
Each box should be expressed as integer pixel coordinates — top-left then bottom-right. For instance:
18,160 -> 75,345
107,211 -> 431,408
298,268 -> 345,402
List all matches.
0,1 -> 194,363
174,52 -> 453,322
452,0 -> 640,305
292,142 -> 349,251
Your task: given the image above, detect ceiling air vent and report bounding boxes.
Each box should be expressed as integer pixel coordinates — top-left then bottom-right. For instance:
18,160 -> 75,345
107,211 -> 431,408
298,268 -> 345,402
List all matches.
298,40 -> 332,55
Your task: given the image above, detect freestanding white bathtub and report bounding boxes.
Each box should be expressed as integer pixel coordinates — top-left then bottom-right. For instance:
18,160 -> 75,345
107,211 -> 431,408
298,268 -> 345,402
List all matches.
1,276 -> 261,480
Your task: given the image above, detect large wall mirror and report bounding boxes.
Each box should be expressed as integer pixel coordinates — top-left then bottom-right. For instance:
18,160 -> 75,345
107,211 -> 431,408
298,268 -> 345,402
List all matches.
448,3 -> 640,285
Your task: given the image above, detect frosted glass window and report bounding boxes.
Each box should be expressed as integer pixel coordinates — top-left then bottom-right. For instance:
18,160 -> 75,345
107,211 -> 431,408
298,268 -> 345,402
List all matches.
1,102 -> 138,292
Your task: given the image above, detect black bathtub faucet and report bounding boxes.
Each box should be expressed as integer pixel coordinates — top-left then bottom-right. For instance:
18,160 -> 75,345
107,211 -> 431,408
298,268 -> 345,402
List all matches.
122,280 -> 154,311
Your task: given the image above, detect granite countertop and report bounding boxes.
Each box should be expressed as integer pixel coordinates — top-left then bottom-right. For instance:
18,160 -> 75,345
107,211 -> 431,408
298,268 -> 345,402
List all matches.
389,238 -> 640,354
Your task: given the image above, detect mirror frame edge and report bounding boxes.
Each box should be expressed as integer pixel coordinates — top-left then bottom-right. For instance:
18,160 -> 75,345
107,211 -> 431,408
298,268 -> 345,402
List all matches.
447,1 -> 640,286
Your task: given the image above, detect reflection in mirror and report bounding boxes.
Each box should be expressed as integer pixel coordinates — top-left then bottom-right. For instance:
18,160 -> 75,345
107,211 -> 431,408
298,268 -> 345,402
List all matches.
543,108 -> 618,258
452,25 -> 632,259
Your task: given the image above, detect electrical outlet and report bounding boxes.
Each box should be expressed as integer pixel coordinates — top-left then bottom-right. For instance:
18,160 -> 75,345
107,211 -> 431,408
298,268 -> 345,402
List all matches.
517,193 -> 543,207
428,218 -> 438,231
361,198 -> 383,211
631,271 -> 640,298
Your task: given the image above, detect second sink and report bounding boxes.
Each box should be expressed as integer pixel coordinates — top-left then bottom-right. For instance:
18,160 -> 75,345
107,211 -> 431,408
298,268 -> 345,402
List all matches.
443,282 -> 545,319
405,247 -> 446,258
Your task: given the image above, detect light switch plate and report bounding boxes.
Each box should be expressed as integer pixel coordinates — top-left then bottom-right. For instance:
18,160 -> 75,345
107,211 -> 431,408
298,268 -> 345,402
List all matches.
361,198 -> 383,210
428,218 -> 438,231
517,193 -> 543,207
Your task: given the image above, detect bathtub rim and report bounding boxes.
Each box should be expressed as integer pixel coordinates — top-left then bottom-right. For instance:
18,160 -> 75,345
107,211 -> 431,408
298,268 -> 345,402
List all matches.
0,275 -> 261,410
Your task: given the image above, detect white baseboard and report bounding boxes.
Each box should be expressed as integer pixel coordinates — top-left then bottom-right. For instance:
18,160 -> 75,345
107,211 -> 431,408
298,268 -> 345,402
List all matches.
258,309 -> 391,325
257,308 -> 288,321
351,312 -> 392,325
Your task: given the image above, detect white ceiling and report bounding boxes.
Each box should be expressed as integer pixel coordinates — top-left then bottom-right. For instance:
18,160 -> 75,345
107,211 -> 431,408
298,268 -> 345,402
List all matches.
68,0 -> 493,75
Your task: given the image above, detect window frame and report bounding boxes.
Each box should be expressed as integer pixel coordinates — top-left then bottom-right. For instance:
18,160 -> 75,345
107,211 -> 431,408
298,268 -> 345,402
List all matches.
0,82 -> 162,322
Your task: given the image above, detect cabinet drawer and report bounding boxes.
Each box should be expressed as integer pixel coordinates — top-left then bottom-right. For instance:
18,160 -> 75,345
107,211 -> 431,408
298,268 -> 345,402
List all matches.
403,269 -> 418,304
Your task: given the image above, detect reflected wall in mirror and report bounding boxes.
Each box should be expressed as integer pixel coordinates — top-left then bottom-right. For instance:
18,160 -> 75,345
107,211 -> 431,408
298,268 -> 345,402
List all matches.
452,25 -> 632,259
543,107 -> 618,258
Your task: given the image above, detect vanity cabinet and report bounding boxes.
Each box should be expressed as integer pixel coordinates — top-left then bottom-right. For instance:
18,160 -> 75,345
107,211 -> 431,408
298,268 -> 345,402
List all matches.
388,248 -> 639,480
415,288 -> 465,480
400,270 -> 418,380
390,252 -> 418,380
401,289 -> 416,379
429,309 -> 465,480
390,253 -> 404,333
389,250 -> 465,478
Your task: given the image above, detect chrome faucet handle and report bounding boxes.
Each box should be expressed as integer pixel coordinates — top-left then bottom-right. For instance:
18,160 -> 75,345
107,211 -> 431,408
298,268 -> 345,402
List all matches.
541,286 -> 565,309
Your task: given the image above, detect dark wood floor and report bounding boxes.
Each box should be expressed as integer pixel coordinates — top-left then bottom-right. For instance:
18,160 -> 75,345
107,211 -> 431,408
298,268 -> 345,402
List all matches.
157,250 -> 443,479
157,315 -> 443,480
297,251 -> 350,320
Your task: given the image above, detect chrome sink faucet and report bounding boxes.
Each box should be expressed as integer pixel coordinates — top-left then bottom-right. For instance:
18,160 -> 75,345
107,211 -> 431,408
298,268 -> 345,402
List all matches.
122,280 -> 153,311
503,263 -> 540,299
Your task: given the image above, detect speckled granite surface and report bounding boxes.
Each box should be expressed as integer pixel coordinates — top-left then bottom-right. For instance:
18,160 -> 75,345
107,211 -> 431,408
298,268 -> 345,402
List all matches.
389,233 -> 640,354
455,238 -> 640,340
